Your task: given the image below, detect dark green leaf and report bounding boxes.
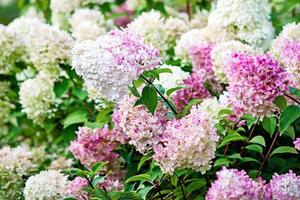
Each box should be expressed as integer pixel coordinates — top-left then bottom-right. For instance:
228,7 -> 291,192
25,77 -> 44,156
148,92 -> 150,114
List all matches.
218,133 -> 247,148
110,192 -> 143,200
129,84 -> 141,97
262,117 -> 276,136
213,158 -> 233,167
141,85 -> 158,114
245,144 -> 263,154
279,105 -> 300,134
273,95 -> 287,110
270,146 -> 298,157
166,86 -> 185,97
54,79 -> 70,97
62,109 -> 88,129
250,136 -> 266,147
125,174 -> 152,183
92,176 -> 106,187
137,153 -> 153,172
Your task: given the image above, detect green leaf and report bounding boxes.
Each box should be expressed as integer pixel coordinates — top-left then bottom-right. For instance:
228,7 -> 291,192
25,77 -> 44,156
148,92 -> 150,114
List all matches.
141,85 -> 158,114
166,86 -> 185,97
170,175 -> 177,186
270,146 -> 298,157
245,144 -> 263,154
125,174 -> 152,183
218,133 -> 247,148
186,179 -> 206,193
213,158 -> 233,167
95,189 -> 112,200
72,87 -> 88,100
92,162 -> 107,174
54,79 -> 70,97
155,68 -> 172,74
110,192 -> 143,200
129,84 -> 141,97
273,95 -> 287,110
92,176 -> 106,187
250,136 -> 266,147
139,186 -> 154,200
283,126 -> 295,140
240,157 -> 261,164
279,105 -> 300,134
62,198 -> 77,200
262,117 -> 276,136
137,153 -> 153,172
242,114 -> 257,129
180,99 -> 201,117
62,109 -> 88,129
289,87 -> 300,97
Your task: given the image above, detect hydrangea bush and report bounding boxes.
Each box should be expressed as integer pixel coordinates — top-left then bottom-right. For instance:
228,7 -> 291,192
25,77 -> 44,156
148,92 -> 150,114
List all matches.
0,0 -> 300,199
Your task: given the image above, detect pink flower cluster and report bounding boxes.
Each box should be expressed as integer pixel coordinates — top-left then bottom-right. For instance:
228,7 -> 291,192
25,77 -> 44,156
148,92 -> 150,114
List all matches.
206,167 -> 270,200
101,171 -> 125,192
112,97 -> 169,154
69,126 -> 119,166
226,53 -> 290,117
280,40 -> 300,86
68,177 -> 89,200
269,171 -> 300,200
294,138 -> 300,151
153,106 -> 219,174
173,44 -> 222,112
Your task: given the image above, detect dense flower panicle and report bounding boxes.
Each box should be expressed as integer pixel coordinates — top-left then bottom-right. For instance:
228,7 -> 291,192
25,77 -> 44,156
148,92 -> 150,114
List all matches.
211,41 -> 257,83
8,17 -> 73,75
0,25 -> 21,74
19,72 -> 56,123
23,170 -> 69,200
188,10 -> 209,29
208,0 -> 274,48
112,97 -> 169,153
153,106 -> 219,174
68,177 -> 89,200
271,23 -> 300,86
50,0 -> 83,29
226,53 -> 290,117
49,157 -> 73,170
69,126 -> 119,166
164,17 -> 188,44
69,8 -> 107,41
0,145 -> 36,176
206,167 -> 268,200
154,65 -> 189,89
71,29 -> 161,101
188,43 -> 214,73
294,138 -> 300,151
269,171 -> 300,200
127,10 -> 168,53
0,168 -> 25,200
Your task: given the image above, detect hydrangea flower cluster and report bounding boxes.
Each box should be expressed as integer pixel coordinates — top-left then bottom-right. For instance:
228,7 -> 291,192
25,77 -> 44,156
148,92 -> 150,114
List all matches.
226,53 -> 290,117
163,17 -> 188,44
154,65 -> 189,89
69,126 -> 120,166
269,171 -> 300,200
101,171 -> 124,192
153,106 -> 219,174
271,23 -> 300,87
49,157 -> 73,170
0,145 -> 36,176
188,43 -> 214,72
50,0 -> 83,29
0,25 -> 21,74
23,170 -> 69,200
294,138 -> 300,151
68,177 -> 89,200
208,0 -> 274,48
211,40 -> 257,83
69,8 -> 107,41
113,97 -> 169,153
8,17 -> 73,75
127,10 -> 168,53
206,167 -> 268,200
19,72 -> 56,123
71,29 -> 161,101
188,9 -> 209,29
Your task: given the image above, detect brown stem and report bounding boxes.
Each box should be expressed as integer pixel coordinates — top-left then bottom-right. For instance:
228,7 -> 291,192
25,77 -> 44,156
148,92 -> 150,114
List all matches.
284,93 -> 300,104
186,0 -> 191,20
141,75 -> 178,115
240,118 -> 260,156
256,131 -> 279,177
175,173 -> 187,200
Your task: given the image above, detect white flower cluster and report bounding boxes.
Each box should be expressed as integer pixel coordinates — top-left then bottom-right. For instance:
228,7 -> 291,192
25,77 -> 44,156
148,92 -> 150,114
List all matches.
199,93 -> 230,125
0,25 -> 21,74
127,10 -> 168,53
164,17 -> 188,44
71,29 -> 161,102
69,8 -> 107,41
19,72 -> 56,123
50,0 -> 83,29
188,9 -> 209,29
49,157 -> 73,170
208,0 -> 274,48
211,40 -> 257,83
8,17 -> 74,76
24,170 -> 69,200
0,145 -> 36,176
154,65 -> 189,89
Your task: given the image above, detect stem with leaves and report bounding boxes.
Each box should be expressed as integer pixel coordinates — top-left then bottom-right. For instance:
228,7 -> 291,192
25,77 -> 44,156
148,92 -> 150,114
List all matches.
175,173 -> 187,200
256,131 -> 279,177
284,93 -> 300,104
141,75 -> 178,115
